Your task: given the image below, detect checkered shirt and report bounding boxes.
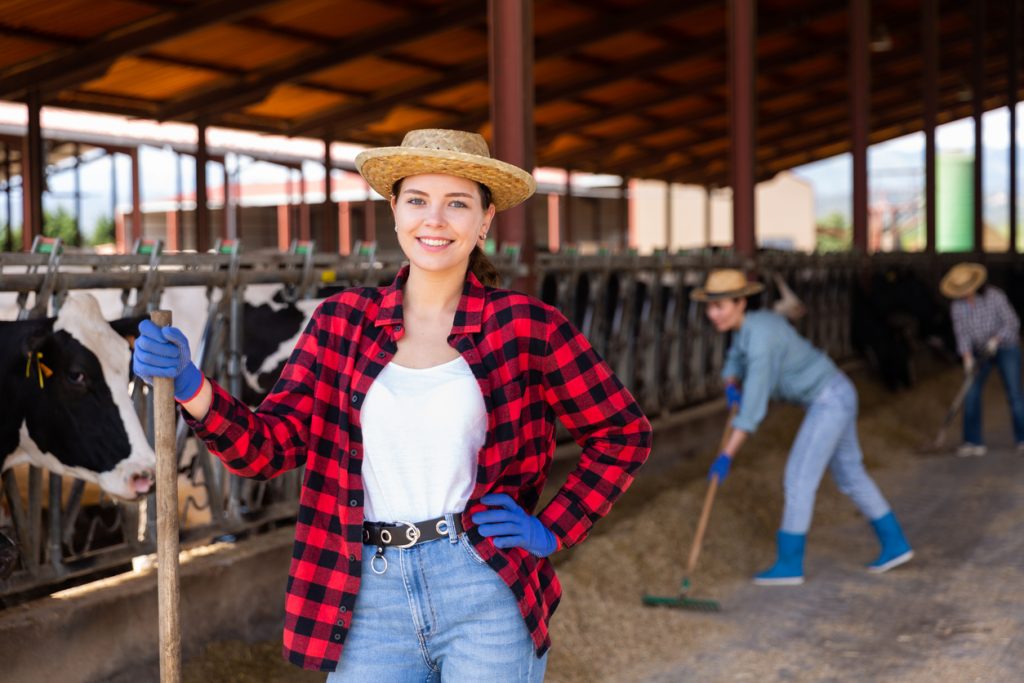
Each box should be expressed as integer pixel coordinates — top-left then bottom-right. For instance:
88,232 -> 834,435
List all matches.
950,286 -> 1021,356
184,266 -> 652,671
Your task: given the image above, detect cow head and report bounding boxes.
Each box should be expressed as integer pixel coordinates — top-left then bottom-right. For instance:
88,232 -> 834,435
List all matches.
1,292 -> 156,501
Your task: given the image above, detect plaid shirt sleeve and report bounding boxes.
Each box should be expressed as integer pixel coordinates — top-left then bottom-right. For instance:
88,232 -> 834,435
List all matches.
992,288 -> 1021,345
184,309 -> 322,480
536,306 -> 652,550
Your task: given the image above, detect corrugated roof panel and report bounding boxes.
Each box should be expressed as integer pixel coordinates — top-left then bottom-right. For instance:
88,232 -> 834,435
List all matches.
535,101 -> 596,127
152,24 -> 311,71
80,56 -> 222,100
392,26 -> 487,67
578,32 -> 671,61
363,105 -> 450,136
309,55 -> 433,93
580,80 -> 665,105
244,84 -> 347,119
3,0 -> 156,40
582,115 -> 652,139
534,57 -> 602,89
253,0 -> 405,40
534,1 -> 593,37
421,81 -> 489,110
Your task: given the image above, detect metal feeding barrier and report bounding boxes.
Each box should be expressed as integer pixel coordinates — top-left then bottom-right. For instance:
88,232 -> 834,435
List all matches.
0,243 -> 1019,604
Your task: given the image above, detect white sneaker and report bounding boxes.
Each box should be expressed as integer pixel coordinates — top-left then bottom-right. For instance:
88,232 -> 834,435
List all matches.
956,443 -> 986,457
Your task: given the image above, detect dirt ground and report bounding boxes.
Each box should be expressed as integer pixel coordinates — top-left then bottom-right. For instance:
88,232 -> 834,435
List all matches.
182,362 -> 1024,682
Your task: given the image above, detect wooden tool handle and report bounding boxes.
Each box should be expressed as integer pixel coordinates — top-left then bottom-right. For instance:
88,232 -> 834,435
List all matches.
151,310 -> 181,683
685,405 -> 738,573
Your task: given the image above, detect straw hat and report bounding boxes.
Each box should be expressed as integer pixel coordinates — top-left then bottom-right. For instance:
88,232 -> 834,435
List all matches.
354,129 -> 536,212
940,262 -> 987,299
690,269 -> 765,302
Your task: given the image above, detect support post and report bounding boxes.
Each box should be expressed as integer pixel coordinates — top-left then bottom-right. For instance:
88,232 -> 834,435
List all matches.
130,148 -> 142,247
729,0 -> 757,256
196,119 -> 210,251
923,0 -> 938,254
1009,0 -> 1019,253
850,0 -> 869,252
73,143 -> 82,247
972,0 -> 985,252
488,0 -> 535,276
24,89 -> 43,251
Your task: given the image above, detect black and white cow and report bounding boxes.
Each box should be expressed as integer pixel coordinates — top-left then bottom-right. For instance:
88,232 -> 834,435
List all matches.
1,292 -> 155,501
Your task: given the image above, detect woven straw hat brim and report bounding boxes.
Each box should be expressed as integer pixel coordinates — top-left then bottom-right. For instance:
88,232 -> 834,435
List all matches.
355,147 -> 536,212
691,282 -> 765,302
940,263 -> 987,299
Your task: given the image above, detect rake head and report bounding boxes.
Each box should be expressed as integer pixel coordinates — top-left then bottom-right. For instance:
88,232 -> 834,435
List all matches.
641,577 -> 721,612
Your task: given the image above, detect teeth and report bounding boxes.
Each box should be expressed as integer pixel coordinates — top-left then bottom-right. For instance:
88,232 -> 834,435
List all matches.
420,238 -> 451,247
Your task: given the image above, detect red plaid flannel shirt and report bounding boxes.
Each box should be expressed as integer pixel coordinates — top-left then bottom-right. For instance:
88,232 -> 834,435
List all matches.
185,266 -> 652,671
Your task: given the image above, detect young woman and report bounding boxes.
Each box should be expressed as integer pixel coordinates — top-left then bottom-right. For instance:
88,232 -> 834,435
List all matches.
132,129 -> 652,680
940,262 -> 1024,456
693,268 -> 912,585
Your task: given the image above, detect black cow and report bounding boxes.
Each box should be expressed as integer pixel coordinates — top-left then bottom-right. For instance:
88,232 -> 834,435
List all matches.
852,266 -> 956,391
2,292 -> 155,501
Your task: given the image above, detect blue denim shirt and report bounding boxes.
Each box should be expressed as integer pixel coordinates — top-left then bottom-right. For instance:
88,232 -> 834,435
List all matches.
721,310 -> 838,433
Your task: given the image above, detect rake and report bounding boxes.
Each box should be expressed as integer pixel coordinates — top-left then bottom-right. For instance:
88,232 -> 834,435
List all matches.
642,406 -> 736,612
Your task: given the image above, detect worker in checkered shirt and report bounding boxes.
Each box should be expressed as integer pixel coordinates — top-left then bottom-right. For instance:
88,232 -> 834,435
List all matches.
132,129 -> 652,680
941,262 -> 1024,457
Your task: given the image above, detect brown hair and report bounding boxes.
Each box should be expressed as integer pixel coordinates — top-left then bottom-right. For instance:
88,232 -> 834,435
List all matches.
392,178 -> 500,287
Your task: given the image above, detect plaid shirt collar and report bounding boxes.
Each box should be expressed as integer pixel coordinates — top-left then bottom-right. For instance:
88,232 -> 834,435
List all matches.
375,265 -> 486,336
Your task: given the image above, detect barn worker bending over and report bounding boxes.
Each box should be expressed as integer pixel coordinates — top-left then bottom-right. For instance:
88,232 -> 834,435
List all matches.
940,262 -> 1024,457
693,269 -> 912,585
132,129 -> 652,680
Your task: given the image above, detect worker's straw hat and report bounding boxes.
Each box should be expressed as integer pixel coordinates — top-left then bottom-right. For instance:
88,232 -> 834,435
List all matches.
940,262 -> 987,299
691,268 -> 765,302
355,129 -> 536,212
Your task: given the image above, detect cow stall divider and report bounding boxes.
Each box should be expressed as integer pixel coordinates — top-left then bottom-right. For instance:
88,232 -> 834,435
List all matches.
0,244 -> 1020,605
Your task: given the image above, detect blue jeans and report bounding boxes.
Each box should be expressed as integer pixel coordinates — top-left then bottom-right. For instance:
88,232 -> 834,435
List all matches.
328,517 -> 547,682
781,372 -> 892,534
963,344 -> 1024,446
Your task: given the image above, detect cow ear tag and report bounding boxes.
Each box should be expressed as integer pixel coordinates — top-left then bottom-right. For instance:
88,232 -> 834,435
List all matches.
25,352 -> 52,388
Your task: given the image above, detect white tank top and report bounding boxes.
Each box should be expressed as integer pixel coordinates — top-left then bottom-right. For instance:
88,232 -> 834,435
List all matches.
360,356 -> 487,523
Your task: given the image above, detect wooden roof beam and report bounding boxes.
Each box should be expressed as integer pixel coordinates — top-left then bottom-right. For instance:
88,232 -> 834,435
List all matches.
158,0 -> 484,121
0,0 -> 279,100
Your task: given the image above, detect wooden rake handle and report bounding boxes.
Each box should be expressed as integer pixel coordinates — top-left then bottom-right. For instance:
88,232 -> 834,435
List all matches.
685,405 -> 737,573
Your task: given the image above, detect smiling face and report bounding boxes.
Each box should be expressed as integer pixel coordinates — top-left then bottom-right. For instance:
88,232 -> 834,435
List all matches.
391,173 -> 496,278
706,297 -> 747,333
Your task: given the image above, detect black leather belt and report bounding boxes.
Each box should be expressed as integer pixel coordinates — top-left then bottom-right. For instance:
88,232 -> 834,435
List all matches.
362,515 -> 465,548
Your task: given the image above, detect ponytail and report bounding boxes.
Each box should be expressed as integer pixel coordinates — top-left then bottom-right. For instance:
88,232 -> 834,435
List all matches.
469,244 -> 499,287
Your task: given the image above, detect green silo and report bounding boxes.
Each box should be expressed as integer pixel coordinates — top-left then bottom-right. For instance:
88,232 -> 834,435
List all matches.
936,153 -> 974,252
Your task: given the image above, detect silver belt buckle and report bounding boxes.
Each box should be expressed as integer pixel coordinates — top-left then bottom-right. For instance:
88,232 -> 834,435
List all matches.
394,520 -> 420,548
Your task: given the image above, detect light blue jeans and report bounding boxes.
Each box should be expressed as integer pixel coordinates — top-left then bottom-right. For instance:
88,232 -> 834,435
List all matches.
328,516 -> 547,682
963,344 -> 1024,446
781,372 -> 891,534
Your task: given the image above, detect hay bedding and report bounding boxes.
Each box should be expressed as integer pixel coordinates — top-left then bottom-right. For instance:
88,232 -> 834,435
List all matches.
184,365 -> 972,682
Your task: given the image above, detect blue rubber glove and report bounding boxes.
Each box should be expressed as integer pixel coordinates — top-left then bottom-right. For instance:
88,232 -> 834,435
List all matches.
725,383 -> 742,410
133,319 -> 204,402
708,453 -> 732,482
472,493 -> 557,558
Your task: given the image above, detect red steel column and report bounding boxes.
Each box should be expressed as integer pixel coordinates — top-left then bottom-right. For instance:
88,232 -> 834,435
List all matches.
1009,0 -> 1019,253
729,0 -> 757,256
488,0 -> 535,262
850,0 -> 869,252
923,0 -> 938,254
130,148 -> 142,247
972,0 -> 985,252
338,200 -> 351,256
196,119 -> 210,251
23,89 -> 43,250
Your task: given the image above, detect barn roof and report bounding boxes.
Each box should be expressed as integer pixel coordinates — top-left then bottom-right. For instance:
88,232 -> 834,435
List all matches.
0,0 -> 1019,185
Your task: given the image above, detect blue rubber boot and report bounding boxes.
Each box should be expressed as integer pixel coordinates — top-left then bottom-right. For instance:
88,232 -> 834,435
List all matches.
867,511 -> 913,573
754,531 -> 805,586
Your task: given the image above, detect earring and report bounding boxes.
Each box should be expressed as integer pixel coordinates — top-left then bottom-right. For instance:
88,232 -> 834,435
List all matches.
394,225 -> 398,232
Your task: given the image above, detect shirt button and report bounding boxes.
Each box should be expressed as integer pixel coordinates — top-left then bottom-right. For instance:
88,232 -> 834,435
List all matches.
350,448 -> 357,456
377,352 -> 385,358
395,325 -> 402,331
351,394 -> 359,404
340,606 -> 347,612
349,499 -> 358,507
337,619 -> 344,626
333,633 -> 341,641
349,554 -> 356,562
